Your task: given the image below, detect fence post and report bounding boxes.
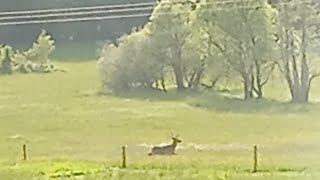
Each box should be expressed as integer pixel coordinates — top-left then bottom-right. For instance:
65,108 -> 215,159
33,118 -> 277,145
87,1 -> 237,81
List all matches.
252,145 -> 258,173
23,144 -> 27,160
122,145 -> 126,168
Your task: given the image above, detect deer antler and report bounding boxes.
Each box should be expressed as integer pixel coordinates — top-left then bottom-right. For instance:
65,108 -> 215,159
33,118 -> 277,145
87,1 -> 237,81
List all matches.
169,131 -> 180,138
170,132 -> 179,138
170,132 -> 175,138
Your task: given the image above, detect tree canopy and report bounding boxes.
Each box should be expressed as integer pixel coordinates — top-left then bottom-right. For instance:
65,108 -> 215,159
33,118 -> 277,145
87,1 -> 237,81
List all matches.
99,0 -> 320,103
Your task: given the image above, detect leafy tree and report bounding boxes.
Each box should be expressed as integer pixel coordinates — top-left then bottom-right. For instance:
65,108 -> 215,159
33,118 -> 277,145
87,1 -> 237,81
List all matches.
23,29 -> 55,65
196,0 -> 276,99
272,0 -> 320,103
98,29 -> 165,92
0,45 -> 13,75
0,30 -> 58,74
100,0 -> 204,93
148,1 -> 196,91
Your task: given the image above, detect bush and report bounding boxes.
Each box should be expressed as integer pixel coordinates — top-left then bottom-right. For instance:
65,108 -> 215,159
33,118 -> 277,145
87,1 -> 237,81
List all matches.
0,29 -> 57,75
98,30 -> 165,93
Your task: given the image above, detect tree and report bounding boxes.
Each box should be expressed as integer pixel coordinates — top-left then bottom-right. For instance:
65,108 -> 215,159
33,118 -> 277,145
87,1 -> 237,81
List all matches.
0,46 -> 13,75
148,1 -> 196,91
23,29 -> 55,65
0,30 -> 58,74
187,9 -> 233,92
196,0 -> 276,99
98,0 -> 199,92
272,0 -> 320,103
98,29 -> 166,92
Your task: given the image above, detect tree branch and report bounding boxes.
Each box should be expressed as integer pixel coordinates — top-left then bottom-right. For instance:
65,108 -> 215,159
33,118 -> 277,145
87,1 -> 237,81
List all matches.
211,41 -> 225,54
311,35 -> 320,40
274,61 -> 284,73
309,73 -> 320,83
261,62 -> 276,87
201,76 -> 220,92
210,39 -> 245,76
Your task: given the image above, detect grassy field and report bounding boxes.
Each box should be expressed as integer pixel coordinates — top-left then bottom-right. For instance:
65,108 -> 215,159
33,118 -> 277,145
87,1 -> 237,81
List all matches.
0,61 -> 319,179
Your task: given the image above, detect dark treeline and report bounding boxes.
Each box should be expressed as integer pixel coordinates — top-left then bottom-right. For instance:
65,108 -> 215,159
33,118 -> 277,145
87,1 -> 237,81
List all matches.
0,0 -> 155,59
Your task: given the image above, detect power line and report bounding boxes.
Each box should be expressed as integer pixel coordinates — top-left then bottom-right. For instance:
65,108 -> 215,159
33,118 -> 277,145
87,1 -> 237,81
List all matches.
0,0 -> 254,16
0,5 -> 265,26
0,0 -> 305,26
0,2 -> 155,16
0,6 -> 267,26
0,0 -> 256,24
0,7 -> 154,21
0,13 -> 151,26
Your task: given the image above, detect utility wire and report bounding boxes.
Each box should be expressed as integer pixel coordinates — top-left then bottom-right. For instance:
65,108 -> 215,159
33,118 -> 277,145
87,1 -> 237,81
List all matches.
0,0 -> 309,26
0,2 -> 155,16
0,6 -> 275,26
0,0 -> 253,16
0,7 -> 154,21
0,5 -> 269,26
0,13 -> 152,26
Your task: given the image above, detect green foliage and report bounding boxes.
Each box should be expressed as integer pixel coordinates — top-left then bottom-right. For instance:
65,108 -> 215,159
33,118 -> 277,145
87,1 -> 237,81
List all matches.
194,0 -> 276,99
99,1 -> 208,92
0,45 -> 14,75
97,0 -> 320,101
98,0 -> 279,95
149,1 -> 202,91
0,45 -> 14,61
0,30 -> 59,74
23,29 -> 55,65
271,0 -> 320,103
99,29 -> 165,92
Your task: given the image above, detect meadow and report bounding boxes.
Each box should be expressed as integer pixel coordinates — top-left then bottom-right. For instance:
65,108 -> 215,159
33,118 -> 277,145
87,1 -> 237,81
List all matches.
0,61 -> 319,179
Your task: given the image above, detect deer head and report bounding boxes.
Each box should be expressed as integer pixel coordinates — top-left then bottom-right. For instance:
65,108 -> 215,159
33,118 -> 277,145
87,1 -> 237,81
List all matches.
170,133 -> 182,144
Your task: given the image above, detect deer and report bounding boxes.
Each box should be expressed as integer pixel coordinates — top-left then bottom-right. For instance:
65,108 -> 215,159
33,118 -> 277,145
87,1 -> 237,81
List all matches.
148,134 -> 182,156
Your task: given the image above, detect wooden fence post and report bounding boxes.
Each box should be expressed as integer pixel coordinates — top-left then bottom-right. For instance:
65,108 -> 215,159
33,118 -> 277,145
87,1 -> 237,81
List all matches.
23,144 -> 27,160
252,145 -> 258,173
122,145 -> 126,168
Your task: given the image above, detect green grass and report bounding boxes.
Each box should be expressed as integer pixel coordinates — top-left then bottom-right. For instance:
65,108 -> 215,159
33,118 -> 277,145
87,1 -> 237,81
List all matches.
0,61 -> 319,179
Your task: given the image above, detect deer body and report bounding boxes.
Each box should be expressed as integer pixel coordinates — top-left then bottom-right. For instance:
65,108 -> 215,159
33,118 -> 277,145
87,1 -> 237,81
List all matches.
148,136 -> 181,156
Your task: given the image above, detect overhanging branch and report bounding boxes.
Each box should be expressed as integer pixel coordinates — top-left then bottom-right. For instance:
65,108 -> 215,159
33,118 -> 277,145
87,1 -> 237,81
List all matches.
261,62 -> 276,87
274,61 -> 284,73
309,73 -> 320,83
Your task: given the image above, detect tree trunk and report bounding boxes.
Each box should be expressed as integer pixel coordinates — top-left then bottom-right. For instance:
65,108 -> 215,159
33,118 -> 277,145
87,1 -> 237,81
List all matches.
253,60 -> 263,99
291,87 -> 309,103
243,75 -> 254,100
192,71 -> 202,91
190,57 -> 206,91
187,69 -> 203,91
1,48 -> 13,75
173,63 -> 185,92
291,9 -> 310,104
161,77 -> 167,93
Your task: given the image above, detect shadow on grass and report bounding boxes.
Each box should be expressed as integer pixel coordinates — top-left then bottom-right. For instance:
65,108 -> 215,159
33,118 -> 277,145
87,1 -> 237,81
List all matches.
99,89 -> 199,102
54,58 -> 97,63
97,89 -> 318,114
188,93 -> 318,113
